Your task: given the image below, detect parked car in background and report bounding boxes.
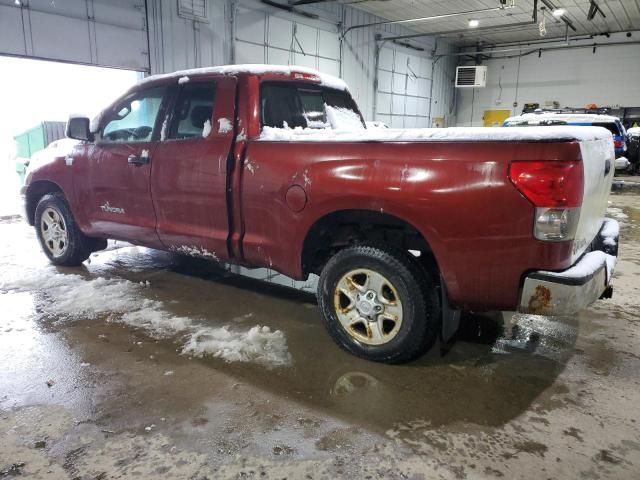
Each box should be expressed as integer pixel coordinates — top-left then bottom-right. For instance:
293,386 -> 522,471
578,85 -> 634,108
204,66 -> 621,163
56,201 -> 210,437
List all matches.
504,110 -> 628,162
22,65 -> 619,363
627,127 -> 640,174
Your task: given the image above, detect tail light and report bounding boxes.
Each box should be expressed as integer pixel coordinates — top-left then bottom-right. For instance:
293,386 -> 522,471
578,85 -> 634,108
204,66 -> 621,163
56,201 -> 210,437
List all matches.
613,139 -> 624,149
509,160 -> 583,241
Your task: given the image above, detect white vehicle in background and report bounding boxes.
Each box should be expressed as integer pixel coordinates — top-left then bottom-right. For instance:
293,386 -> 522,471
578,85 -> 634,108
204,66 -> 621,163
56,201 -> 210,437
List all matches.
504,110 -> 629,170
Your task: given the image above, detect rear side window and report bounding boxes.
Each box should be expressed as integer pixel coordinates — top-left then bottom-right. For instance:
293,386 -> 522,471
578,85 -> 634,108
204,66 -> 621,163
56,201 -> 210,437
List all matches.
165,82 -> 216,140
260,82 -> 363,130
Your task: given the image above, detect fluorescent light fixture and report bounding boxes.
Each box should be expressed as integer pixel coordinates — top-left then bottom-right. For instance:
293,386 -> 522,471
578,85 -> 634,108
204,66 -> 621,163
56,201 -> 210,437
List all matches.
552,8 -> 566,17
468,19 -> 479,28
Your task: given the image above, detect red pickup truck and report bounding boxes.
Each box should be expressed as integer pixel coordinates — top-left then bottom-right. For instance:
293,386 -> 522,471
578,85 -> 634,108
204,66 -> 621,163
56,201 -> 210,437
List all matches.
22,65 -> 619,363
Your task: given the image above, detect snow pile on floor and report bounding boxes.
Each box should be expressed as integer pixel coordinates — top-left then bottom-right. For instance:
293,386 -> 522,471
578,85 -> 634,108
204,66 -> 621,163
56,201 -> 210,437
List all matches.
182,325 -> 290,367
260,125 -> 614,143
0,246 -> 291,368
615,157 -> 630,170
606,206 -> 628,221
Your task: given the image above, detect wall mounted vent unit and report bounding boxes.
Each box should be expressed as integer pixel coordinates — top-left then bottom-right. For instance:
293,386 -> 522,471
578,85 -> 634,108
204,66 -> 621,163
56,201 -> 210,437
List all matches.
178,0 -> 208,22
455,66 -> 487,88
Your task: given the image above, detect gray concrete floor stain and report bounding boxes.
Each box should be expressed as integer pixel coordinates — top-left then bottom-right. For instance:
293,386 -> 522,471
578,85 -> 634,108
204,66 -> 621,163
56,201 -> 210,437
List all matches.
1,193 -> 640,479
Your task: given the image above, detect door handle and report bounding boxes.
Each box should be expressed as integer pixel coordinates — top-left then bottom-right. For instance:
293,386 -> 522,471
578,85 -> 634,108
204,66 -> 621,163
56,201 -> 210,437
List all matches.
128,154 -> 150,166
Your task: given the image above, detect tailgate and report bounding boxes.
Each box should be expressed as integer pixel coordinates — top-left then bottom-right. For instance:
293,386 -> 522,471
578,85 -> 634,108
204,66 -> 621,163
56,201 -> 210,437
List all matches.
571,136 -> 615,262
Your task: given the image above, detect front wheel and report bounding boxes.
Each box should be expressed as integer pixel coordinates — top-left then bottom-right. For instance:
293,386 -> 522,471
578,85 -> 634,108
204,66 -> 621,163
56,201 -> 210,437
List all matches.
317,244 -> 440,364
35,193 -> 94,266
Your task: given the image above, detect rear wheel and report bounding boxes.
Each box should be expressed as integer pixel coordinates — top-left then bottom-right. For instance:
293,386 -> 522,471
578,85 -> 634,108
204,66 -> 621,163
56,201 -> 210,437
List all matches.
317,244 -> 440,364
35,193 -> 95,266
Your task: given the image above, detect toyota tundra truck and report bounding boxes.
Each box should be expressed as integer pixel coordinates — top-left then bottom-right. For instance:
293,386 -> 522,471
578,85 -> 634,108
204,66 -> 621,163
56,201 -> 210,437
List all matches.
22,65 -> 619,364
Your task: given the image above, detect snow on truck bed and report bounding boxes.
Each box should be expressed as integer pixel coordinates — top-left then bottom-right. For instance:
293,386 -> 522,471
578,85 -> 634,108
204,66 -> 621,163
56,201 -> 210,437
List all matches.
260,125 -> 615,143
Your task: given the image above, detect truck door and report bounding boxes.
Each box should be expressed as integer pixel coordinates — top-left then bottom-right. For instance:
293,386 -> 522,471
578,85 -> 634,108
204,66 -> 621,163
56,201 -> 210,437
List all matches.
74,85 -> 169,246
150,76 -> 236,259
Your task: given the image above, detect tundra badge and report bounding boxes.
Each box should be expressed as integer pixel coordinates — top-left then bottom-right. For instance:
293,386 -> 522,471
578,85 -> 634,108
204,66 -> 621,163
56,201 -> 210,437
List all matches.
100,201 -> 125,215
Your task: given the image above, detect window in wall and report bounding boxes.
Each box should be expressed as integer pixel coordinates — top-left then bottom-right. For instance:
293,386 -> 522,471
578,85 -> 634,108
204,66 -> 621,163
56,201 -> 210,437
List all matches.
177,0 -> 208,21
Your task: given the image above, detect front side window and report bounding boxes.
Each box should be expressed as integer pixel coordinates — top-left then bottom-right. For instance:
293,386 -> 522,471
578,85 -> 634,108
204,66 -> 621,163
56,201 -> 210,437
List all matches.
260,82 -> 364,130
165,81 -> 216,140
101,87 -> 166,143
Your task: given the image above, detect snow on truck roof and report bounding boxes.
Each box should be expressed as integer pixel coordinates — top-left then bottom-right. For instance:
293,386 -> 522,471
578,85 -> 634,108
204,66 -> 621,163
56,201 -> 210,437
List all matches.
505,112 -> 620,124
137,64 -> 348,91
260,125 -> 614,143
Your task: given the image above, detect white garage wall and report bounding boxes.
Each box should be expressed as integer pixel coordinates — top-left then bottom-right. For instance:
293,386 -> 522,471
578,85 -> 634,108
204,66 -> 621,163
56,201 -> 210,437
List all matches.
146,0 -> 458,126
234,4 -> 341,77
336,4 -> 457,123
0,0 -> 149,71
376,44 -> 433,128
456,32 -> 640,126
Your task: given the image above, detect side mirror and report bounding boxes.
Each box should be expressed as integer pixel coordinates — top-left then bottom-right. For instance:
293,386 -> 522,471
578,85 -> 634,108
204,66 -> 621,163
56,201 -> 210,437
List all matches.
66,117 -> 94,142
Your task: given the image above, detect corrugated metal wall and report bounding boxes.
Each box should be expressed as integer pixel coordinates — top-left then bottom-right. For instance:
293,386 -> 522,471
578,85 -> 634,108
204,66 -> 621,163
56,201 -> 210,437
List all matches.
145,0 -> 459,125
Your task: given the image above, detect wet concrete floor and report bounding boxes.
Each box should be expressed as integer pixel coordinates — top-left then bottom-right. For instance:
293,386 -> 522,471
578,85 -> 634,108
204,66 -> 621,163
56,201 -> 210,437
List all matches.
1,193 -> 640,479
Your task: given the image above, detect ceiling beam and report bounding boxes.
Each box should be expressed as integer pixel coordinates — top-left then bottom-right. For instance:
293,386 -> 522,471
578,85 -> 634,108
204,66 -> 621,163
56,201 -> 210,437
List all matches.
539,0 -> 577,31
342,2 -> 516,38
377,0 -> 538,42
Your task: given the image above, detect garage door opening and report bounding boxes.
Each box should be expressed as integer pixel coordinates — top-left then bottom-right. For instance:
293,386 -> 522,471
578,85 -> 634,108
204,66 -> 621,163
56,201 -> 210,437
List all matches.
0,56 -> 140,218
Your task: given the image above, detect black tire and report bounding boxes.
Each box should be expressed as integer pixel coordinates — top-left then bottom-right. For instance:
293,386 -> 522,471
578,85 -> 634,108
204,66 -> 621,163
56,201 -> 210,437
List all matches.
34,193 -> 94,266
317,243 -> 440,364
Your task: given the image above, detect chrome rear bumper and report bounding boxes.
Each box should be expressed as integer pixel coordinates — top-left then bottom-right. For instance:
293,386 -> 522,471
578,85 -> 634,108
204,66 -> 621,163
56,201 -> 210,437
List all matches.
518,219 -> 619,315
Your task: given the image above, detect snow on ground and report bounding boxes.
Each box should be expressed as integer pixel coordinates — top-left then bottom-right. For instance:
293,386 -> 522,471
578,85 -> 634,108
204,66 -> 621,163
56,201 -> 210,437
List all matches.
0,158 -> 22,218
607,206 -> 629,221
0,223 -> 291,368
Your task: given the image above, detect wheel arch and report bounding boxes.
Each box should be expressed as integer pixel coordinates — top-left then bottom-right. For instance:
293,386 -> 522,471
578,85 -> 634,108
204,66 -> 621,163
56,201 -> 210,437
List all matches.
24,180 -> 65,226
301,209 -> 441,281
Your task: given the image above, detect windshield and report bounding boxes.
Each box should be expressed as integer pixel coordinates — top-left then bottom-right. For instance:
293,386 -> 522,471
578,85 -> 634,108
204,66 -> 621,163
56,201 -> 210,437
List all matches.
260,82 -> 364,130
